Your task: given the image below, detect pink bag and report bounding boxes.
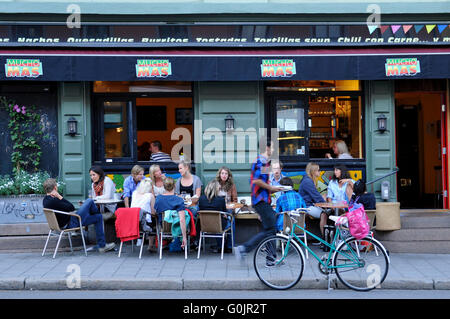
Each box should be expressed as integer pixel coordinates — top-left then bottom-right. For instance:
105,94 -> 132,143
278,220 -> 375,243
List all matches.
345,203 -> 370,239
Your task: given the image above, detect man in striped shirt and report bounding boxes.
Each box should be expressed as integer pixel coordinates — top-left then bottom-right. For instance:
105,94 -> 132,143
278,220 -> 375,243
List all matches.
150,140 -> 172,162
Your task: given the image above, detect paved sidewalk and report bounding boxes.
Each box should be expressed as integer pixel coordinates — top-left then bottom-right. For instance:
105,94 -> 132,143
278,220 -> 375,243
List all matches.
0,245 -> 449,291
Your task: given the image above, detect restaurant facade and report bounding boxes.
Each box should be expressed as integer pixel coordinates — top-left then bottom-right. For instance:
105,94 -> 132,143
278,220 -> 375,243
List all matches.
0,1 -> 449,213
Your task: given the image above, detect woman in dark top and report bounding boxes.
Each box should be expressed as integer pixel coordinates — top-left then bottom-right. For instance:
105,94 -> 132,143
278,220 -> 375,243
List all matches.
351,180 -> 376,210
198,180 -> 232,253
298,162 -> 329,239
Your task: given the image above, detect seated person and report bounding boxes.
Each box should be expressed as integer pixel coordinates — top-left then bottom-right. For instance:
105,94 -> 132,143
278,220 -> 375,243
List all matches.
351,180 -> 376,210
275,177 -> 306,232
325,140 -> 353,159
150,140 -> 172,162
269,161 -> 284,201
298,162 -> 328,240
154,177 -> 187,249
215,166 -> 238,203
89,165 -> 117,214
131,179 -> 156,251
175,161 -> 202,217
198,180 -> 234,253
123,165 -> 145,208
327,164 -> 354,204
42,178 -> 115,253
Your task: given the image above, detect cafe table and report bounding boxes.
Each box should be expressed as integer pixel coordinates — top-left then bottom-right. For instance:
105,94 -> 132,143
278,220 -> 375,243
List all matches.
314,201 -> 348,216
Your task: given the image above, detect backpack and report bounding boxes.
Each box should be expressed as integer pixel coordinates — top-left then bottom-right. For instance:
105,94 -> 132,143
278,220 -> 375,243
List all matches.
344,202 -> 370,239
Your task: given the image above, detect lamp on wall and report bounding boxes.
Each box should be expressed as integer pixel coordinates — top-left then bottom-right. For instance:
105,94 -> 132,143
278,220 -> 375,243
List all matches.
225,114 -> 235,133
377,114 -> 387,133
67,117 -> 78,136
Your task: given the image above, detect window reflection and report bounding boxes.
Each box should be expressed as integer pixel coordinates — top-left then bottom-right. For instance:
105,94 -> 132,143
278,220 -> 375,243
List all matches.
103,101 -> 130,158
277,100 -> 307,157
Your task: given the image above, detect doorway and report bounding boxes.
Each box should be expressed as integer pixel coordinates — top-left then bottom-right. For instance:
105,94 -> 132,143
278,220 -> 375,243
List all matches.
395,91 -> 445,209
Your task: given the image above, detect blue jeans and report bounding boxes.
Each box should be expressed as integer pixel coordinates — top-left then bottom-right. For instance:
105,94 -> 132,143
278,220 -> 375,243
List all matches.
242,201 -> 276,253
215,210 -> 235,249
68,198 -> 106,248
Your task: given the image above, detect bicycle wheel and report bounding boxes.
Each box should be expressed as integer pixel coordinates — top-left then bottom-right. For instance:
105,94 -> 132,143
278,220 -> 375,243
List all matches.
253,235 -> 305,290
333,237 -> 389,291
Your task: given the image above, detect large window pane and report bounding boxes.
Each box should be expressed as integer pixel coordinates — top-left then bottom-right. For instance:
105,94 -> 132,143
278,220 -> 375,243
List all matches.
103,101 -> 130,158
277,99 -> 307,157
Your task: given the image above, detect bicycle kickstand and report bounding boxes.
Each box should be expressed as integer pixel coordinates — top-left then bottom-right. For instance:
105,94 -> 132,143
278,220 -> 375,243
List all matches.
327,274 -> 334,292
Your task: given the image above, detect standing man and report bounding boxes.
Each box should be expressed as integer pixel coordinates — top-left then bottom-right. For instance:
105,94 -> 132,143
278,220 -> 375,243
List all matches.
234,138 -> 283,263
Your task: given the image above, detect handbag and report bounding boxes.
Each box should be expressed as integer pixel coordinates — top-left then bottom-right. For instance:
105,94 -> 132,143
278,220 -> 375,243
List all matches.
344,202 -> 370,239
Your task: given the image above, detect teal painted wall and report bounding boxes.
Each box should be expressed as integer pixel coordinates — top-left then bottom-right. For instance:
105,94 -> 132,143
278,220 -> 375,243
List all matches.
58,82 -> 92,203
365,80 -> 397,201
195,82 -> 265,196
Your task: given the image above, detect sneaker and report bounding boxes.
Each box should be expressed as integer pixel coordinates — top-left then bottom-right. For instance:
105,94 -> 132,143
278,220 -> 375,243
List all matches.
234,245 -> 247,263
98,242 -> 116,253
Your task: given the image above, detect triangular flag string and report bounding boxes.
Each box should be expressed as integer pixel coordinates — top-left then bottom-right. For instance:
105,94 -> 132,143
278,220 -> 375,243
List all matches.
426,24 -> 436,33
415,25 -> 424,33
391,25 -> 401,34
437,25 -> 447,33
402,25 -> 413,33
380,25 -> 390,34
368,25 -> 378,34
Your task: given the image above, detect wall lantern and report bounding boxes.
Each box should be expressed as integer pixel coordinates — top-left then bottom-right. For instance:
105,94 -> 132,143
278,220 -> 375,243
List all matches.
67,117 -> 78,136
225,114 -> 235,132
377,114 -> 387,133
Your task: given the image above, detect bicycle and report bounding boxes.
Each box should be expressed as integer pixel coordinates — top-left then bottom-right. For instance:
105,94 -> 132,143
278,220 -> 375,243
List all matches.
253,208 -> 390,291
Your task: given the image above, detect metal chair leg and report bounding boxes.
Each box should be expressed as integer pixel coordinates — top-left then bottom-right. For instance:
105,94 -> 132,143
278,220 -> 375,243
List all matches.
68,232 -> 73,253
197,232 -> 202,259
118,241 -> 123,257
80,227 -> 87,256
42,230 -> 52,256
53,231 -> 64,259
139,232 -> 145,259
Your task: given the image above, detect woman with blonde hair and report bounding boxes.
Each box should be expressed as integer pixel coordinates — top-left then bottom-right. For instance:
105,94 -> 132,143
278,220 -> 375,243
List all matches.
198,180 -> 233,253
149,164 -> 166,197
299,162 -> 329,242
215,166 -> 237,203
326,140 -> 353,159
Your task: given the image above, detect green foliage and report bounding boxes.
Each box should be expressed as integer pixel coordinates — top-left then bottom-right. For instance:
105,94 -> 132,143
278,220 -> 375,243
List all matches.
0,96 -> 47,174
0,171 -> 65,196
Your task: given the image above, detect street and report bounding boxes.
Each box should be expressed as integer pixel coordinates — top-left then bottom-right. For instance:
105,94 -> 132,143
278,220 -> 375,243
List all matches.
1,289 -> 450,299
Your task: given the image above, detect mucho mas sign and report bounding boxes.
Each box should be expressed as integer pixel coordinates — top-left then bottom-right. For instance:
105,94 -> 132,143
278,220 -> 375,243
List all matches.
385,58 -> 421,76
136,59 -> 172,78
261,59 -> 296,78
5,59 -> 43,78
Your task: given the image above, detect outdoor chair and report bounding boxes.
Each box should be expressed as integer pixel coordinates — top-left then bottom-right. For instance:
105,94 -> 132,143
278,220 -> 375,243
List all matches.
116,208 -> 156,259
197,210 -> 234,260
279,210 -> 309,259
159,210 -> 190,259
42,208 -> 88,259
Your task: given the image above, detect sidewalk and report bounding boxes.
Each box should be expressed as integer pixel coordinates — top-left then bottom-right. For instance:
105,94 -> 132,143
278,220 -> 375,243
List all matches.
0,245 -> 449,290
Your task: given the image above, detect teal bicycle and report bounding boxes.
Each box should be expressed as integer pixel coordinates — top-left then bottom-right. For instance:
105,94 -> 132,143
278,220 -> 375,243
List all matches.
254,208 -> 390,291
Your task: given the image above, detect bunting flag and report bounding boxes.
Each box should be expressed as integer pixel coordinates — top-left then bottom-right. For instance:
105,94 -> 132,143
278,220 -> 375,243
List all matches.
368,25 -> 378,34
402,25 -> 413,33
415,25 -> 424,33
426,24 -> 436,33
438,25 -> 448,33
380,25 -> 390,34
391,25 -> 401,34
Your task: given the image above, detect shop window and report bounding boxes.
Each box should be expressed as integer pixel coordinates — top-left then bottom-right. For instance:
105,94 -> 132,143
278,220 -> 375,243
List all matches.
93,81 -> 193,164
267,80 -> 363,160
103,101 -> 131,158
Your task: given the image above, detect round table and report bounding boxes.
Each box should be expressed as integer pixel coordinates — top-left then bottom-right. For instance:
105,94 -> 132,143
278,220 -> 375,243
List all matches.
314,201 -> 348,216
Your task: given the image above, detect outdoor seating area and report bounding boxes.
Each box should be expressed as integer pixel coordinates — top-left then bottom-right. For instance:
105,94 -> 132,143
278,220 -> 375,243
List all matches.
39,157 -> 381,261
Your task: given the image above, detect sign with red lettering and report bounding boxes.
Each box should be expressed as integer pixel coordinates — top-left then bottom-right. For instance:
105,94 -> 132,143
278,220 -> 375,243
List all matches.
136,59 -> 172,78
385,58 -> 421,76
261,59 -> 296,78
5,59 -> 43,78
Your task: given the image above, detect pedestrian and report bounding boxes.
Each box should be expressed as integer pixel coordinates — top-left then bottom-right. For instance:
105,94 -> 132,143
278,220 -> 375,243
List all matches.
234,138 -> 283,263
